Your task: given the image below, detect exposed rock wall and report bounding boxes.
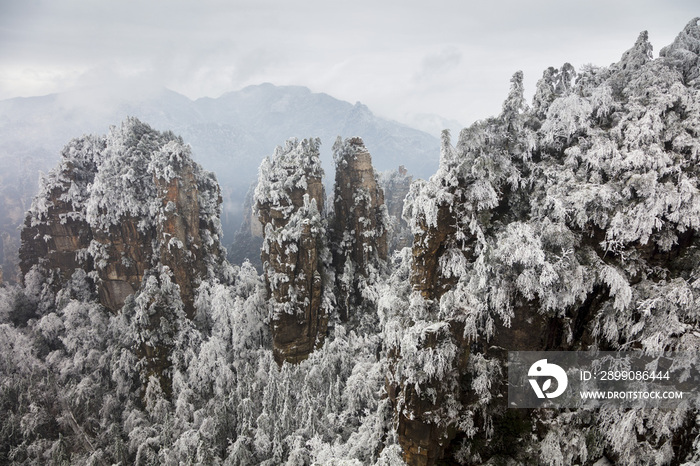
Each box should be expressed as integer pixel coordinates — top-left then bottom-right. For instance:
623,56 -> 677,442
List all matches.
153,161 -> 212,318
19,194 -> 92,286
92,217 -> 150,311
393,20 -> 700,465
20,118 -> 226,396
379,165 -> 413,252
20,120 -> 223,318
20,138 -> 101,289
387,321 -> 469,466
255,138 -> 329,364
409,203 -> 459,301
331,137 -> 388,321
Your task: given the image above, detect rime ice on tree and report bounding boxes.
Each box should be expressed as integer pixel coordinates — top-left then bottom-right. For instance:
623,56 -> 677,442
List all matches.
255,138 -> 331,364
331,136 -> 389,323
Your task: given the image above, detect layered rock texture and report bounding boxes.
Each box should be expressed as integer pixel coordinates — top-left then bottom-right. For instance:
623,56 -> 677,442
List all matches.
19,117 -> 226,392
392,19 -> 700,465
19,136 -> 100,291
20,118 -> 224,316
379,165 -> 413,252
255,138 -> 329,364
255,136 -> 393,363
331,137 -> 389,322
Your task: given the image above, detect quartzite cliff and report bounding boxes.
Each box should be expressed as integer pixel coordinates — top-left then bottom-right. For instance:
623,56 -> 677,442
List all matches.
7,18 -> 700,466
19,118 -> 226,392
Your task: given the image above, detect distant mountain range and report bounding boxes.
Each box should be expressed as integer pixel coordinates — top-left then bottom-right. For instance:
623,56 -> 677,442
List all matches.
0,83 -> 442,281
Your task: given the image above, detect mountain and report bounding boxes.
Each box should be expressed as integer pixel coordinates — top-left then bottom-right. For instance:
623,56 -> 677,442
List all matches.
2,17 -> 699,466
402,112 -> 464,139
0,83 -> 439,283
18,118 -> 228,394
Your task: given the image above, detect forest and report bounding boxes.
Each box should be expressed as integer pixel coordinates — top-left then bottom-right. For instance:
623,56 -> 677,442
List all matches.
1,17 -> 700,466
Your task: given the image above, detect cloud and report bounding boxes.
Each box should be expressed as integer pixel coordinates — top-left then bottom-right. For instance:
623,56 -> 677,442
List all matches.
413,47 -> 462,84
1,0 -> 698,128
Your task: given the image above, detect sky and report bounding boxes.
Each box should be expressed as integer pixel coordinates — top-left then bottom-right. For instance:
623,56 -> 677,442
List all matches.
0,0 -> 697,132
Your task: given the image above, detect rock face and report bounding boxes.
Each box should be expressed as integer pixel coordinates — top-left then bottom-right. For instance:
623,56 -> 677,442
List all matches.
255,136 -> 391,363
19,118 -> 226,396
379,165 -> 413,252
331,137 -> 388,321
255,138 -> 329,364
393,22 -> 700,465
409,202 -> 461,301
387,320 -> 470,466
91,217 -> 151,312
20,119 -> 223,318
229,182 -> 264,271
20,136 -> 101,289
152,158 -> 214,318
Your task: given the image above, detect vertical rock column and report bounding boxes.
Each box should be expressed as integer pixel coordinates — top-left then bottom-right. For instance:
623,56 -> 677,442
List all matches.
19,118 -> 227,399
331,137 -> 388,321
255,138 -> 328,364
379,165 -> 414,252
392,133 -> 474,466
92,216 -> 153,311
152,144 -> 209,319
409,204 -> 458,300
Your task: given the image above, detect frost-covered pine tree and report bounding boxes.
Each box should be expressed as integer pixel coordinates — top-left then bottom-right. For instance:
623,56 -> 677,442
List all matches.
392,18 -> 700,464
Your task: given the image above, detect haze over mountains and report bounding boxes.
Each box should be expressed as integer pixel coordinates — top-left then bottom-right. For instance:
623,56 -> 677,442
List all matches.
0,83 -> 441,282
2,17 -> 700,464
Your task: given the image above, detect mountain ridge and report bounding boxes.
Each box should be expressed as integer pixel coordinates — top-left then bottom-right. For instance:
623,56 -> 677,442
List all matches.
0,83 -> 440,283
2,18 -> 700,465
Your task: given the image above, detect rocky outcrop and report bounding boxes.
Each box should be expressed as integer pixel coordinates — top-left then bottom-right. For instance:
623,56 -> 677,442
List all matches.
387,320 -> 470,466
229,182 -> 264,271
255,138 -> 329,364
91,217 -> 150,312
660,17 -> 700,85
20,118 -> 224,318
20,118 -> 226,396
409,203 -> 460,301
153,155 -> 216,318
379,166 -> 413,252
392,22 -> 700,464
331,137 -> 388,321
20,136 -> 100,290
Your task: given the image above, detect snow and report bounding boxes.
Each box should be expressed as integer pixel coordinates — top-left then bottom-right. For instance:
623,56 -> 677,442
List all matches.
5,21 -> 700,465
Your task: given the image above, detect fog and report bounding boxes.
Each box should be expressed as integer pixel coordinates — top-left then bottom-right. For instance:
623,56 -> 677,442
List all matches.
1,0 -> 698,130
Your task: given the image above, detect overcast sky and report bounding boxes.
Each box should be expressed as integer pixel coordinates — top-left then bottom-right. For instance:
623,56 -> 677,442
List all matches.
0,0 -> 697,131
